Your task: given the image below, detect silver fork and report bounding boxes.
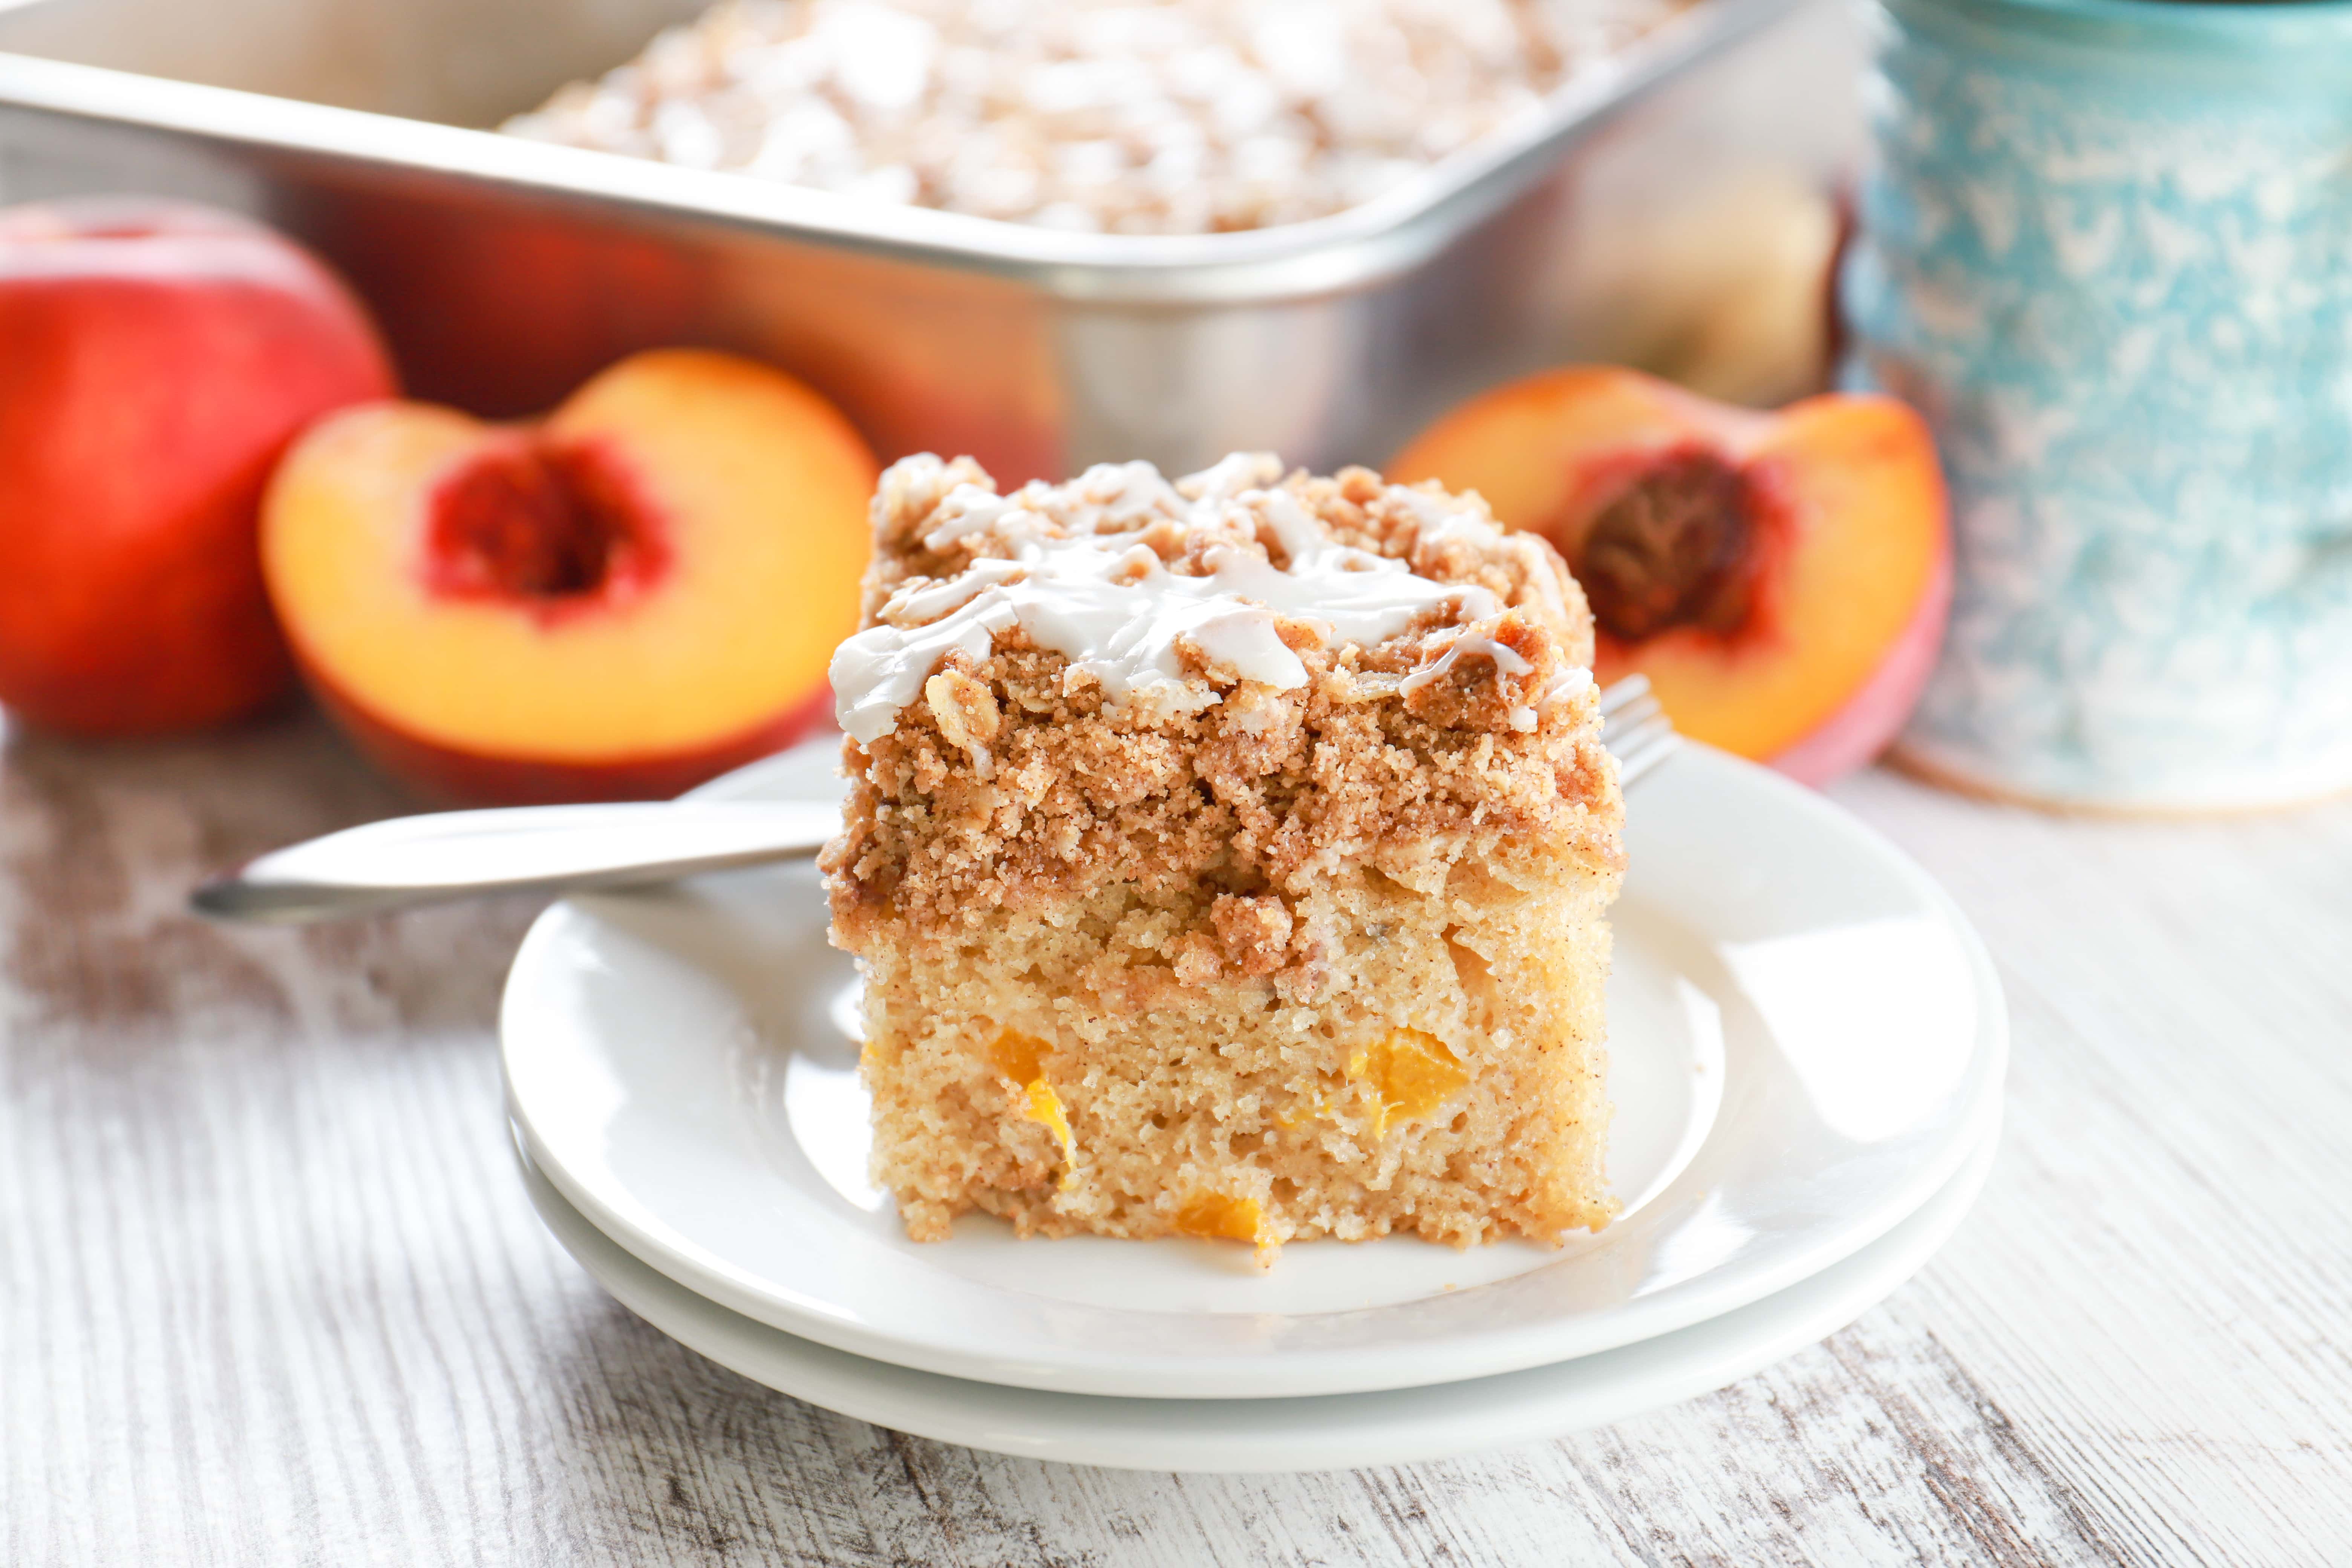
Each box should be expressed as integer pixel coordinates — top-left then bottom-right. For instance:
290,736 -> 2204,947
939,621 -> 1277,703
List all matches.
1597,672 -> 1681,789
194,676 -> 1679,923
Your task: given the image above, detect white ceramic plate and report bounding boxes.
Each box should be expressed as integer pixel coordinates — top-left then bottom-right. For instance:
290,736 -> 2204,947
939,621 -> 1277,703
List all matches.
521,1121 -> 2000,1473
502,739 -> 2007,1400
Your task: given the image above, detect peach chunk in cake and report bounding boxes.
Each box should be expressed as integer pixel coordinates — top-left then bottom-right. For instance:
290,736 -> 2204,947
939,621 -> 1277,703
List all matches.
819,451 -> 1624,1260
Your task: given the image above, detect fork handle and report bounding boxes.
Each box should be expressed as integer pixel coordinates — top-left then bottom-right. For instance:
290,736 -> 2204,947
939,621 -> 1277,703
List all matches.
190,800 -> 841,925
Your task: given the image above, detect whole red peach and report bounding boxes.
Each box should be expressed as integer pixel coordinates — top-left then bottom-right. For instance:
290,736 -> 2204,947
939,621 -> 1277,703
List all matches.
0,198 -> 396,735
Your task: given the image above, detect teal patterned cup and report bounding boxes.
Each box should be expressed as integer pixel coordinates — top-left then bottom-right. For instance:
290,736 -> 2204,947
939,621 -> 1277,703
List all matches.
1842,0 -> 2352,809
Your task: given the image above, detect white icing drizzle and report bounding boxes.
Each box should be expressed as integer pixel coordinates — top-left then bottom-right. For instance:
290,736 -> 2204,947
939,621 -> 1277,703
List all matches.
1541,666 -> 1597,707
918,490 -> 1034,552
1396,631 -> 1539,730
1185,451 -> 1283,503
1396,632 -> 1534,696
1513,665 -> 1598,732
1393,486 -> 1485,544
1396,481 -> 1575,631
831,455 -> 1520,744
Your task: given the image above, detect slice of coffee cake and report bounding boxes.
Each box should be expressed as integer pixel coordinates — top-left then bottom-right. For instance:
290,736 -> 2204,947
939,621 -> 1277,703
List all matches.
821,452 -> 1624,1260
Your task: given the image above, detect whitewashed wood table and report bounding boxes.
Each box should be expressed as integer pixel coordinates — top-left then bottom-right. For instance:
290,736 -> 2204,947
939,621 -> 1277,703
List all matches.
4,709 -> 2347,1566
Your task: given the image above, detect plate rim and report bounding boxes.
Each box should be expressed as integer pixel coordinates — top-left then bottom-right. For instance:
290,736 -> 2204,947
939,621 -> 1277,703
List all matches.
518,1118 -> 2003,1473
501,740 -> 2011,1400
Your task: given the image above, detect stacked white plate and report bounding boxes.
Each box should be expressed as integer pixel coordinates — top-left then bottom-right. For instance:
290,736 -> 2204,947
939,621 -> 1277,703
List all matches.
502,740 -> 2007,1473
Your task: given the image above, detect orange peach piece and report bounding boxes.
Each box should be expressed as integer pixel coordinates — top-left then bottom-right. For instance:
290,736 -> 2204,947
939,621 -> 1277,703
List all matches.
1348,1028 -> 1468,1140
989,1029 -> 1076,1169
1174,1193 -> 1276,1264
1389,367 -> 1949,785
263,348 -> 877,803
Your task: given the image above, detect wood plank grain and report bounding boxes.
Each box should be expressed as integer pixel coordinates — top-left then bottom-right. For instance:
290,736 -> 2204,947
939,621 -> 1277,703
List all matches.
4,713 -> 2348,1566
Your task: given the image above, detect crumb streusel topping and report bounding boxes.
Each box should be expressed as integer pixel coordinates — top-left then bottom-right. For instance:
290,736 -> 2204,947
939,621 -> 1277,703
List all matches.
823,453 -> 1622,942
830,451 -> 1581,745
505,0 -> 1681,235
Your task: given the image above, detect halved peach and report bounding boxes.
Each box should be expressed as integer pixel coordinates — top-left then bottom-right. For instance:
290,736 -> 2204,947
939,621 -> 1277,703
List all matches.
1389,367 -> 1948,785
263,348 -> 877,803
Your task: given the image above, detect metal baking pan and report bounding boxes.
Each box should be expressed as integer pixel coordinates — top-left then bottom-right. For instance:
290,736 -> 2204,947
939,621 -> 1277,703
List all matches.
0,0 -> 1858,479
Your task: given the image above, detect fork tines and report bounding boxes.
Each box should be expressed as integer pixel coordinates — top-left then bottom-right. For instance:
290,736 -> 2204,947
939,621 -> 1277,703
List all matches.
1595,673 -> 1681,788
